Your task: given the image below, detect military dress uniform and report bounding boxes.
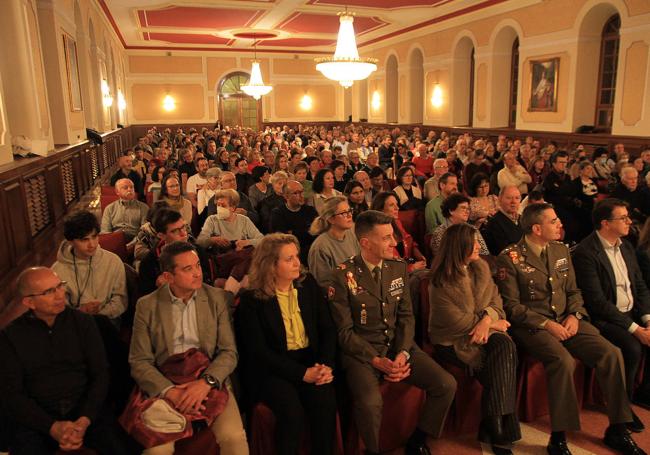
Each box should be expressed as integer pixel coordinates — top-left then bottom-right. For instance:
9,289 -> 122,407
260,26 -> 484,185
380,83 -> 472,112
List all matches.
329,255 -> 456,452
496,238 -> 632,431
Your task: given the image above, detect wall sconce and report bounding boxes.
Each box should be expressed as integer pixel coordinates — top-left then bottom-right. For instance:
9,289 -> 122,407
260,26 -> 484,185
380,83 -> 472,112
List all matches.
101,79 -> 113,108
117,90 -> 126,111
300,94 -> 313,111
431,84 -> 443,108
371,90 -> 381,111
162,94 -> 176,112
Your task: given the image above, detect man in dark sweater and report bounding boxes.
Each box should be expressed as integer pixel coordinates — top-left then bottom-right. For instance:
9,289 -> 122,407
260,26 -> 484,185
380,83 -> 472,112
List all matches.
0,267 -> 128,454
139,208 -> 212,295
270,180 -> 318,264
482,185 -> 524,256
110,152 -> 144,198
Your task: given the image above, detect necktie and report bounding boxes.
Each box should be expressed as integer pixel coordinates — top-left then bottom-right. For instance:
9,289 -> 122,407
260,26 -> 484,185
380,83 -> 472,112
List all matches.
540,248 -> 548,269
373,266 -> 382,293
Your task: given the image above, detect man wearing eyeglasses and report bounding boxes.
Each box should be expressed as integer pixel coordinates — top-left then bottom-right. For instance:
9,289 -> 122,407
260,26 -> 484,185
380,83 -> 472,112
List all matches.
0,267 -> 129,454
497,203 -> 643,455
270,180 -> 318,265
573,198 -> 650,432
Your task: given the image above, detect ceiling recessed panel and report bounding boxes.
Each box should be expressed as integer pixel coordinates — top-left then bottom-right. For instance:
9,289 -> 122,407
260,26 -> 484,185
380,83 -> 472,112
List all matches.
138,6 -> 263,29
276,12 -> 387,35
145,32 -> 232,45
257,38 -> 335,47
307,0 -> 451,7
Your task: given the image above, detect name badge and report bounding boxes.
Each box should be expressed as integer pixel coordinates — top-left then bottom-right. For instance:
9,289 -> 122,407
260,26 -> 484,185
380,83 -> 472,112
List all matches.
388,277 -> 404,292
555,258 -> 569,273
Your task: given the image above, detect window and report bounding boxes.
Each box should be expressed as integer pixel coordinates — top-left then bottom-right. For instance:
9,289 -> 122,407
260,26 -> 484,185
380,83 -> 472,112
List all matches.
509,38 -> 519,128
218,72 -> 260,129
595,14 -> 620,132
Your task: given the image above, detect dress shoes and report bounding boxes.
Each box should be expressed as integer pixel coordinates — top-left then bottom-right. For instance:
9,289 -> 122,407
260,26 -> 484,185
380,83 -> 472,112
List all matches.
604,426 -> 647,455
490,444 -> 513,455
627,411 -> 645,433
547,439 -> 572,455
404,441 -> 432,455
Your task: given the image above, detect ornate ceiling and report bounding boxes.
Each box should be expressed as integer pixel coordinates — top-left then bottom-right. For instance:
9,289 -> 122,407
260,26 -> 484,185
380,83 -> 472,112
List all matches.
99,0 -> 509,53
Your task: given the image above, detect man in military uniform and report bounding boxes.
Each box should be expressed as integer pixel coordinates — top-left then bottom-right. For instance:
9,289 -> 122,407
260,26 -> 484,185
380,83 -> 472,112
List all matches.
329,210 -> 456,455
496,203 -> 644,455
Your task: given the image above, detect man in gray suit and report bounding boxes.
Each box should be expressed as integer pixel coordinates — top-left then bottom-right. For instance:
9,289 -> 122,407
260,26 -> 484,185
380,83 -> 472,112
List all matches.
129,241 -> 248,455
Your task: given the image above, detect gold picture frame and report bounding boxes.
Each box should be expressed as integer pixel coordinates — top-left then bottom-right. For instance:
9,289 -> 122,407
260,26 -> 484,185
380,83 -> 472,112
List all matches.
528,57 -> 559,112
63,32 -> 83,112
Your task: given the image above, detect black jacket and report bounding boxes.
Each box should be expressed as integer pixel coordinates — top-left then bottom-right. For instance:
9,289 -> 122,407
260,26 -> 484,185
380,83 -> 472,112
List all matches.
235,274 -> 337,401
481,211 -> 523,256
572,231 -> 650,330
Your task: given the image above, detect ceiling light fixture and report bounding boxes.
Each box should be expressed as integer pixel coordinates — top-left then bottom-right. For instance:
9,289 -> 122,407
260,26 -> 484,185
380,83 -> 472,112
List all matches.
241,35 -> 272,100
315,10 -> 377,88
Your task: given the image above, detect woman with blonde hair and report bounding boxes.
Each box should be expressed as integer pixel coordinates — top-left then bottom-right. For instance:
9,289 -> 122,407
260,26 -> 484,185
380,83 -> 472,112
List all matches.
307,196 -> 359,287
429,223 -> 520,454
237,233 -> 337,455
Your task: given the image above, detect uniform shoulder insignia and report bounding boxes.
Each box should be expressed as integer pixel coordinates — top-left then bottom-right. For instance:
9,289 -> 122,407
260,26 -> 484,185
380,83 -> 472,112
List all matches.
336,263 -> 347,270
501,245 -> 516,255
386,257 -> 404,263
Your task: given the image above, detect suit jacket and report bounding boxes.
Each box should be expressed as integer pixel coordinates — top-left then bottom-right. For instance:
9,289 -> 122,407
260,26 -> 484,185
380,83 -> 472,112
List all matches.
236,274 -> 337,398
129,284 -> 237,397
573,231 -> 650,330
329,255 -> 414,368
481,210 -> 523,256
496,238 -> 588,330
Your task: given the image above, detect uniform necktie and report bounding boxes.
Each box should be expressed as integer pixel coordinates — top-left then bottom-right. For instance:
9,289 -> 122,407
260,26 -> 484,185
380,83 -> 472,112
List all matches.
540,248 -> 548,269
373,266 -> 382,292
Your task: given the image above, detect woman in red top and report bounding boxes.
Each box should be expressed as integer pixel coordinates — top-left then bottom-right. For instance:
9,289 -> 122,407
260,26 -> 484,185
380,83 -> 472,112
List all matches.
370,191 -> 427,273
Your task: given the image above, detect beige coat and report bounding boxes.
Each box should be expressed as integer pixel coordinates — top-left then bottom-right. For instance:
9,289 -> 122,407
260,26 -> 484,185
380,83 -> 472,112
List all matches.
428,258 -> 505,368
129,284 -> 237,397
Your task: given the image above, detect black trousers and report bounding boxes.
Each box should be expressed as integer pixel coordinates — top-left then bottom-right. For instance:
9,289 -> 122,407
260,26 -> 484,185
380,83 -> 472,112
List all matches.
598,319 -> 650,398
258,348 -> 337,455
436,333 -> 521,443
9,410 -> 130,455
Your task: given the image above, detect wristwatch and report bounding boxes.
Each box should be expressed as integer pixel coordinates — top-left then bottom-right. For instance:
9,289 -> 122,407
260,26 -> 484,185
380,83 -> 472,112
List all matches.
574,312 -> 583,320
400,350 -> 411,361
202,374 -> 220,389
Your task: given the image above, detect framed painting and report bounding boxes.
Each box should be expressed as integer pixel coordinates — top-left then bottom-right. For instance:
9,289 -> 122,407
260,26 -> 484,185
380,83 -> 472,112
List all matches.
63,32 -> 83,112
528,57 -> 559,112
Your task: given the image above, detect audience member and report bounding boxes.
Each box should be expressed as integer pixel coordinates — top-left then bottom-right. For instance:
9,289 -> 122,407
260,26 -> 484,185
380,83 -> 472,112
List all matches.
573,161 -> 599,239
208,171 -> 259,226
612,166 -> 650,226
482,186 -> 524,256
237,234 -> 337,455
329,210 -> 456,455
425,172 -> 458,233
52,210 -> 127,322
464,149 -> 492,190
430,193 -> 489,258
177,149 -> 197,178
111,152 -> 144,197
496,203 -> 642,455
344,180 -> 369,221
248,166 -> 271,210
423,158 -> 449,200
270,180 -> 318,265
369,167 -> 391,198
100,178 -> 148,242
148,165 -> 166,203
573,199 -> 650,427
258,171 -> 289,233
311,168 -> 342,215
307,196 -> 359,287
197,166 -> 221,218
159,174 -> 193,227
429,224 -> 520,453
128,242 -> 249,454
393,166 -> 424,210
468,173 -> 499,227
0,267 -> 129,454
353,170 -> 373,205
497,152 -> 531,196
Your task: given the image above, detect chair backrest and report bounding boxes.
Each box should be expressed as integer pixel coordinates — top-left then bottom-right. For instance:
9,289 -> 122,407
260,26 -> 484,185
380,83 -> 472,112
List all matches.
100,194 -> 120,213
101,185 -> 115,195
98,231 -> 128,262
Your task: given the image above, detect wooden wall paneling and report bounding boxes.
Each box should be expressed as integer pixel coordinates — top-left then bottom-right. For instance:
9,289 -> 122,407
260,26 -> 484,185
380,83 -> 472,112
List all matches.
23,169 -> 52,237
62,157 -> 78,207
3,179 -> 31,260
0,182 -> 15,278
90,146 -> 99,182
45,163 -> 65,221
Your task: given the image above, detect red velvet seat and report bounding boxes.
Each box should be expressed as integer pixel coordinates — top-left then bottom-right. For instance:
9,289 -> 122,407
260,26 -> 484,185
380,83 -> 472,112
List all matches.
398,209 -> 426,253
100,193 -> 120,213
439,361 -> 483,436
249,402 -> 343,455
516,353 -> 585,422
98,231 -> 129,262
55,449 -> 96,455
101,185 -> 115,195
345,381 -> 425,454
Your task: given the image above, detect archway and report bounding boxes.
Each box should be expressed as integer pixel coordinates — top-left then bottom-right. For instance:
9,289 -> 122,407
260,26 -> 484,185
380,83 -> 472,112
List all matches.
385,55 -> 398,123
217,72 -> 260,129
489,26 -> 520,128
451,36 -> 475,126
573,2 -> 622,131
408,48 -> 424,124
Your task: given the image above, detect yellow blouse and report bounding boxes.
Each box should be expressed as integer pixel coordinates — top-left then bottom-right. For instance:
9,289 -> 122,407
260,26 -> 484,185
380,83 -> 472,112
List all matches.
276,287 -> 309,350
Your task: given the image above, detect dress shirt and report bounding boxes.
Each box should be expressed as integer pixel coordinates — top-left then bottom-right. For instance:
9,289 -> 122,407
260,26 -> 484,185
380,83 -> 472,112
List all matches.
595,232 -> 649,332
276,287 -> 309,350
169,288 -> 200,354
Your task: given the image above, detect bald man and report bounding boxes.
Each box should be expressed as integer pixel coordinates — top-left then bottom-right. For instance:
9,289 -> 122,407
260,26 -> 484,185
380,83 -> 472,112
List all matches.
0,267 -> 128,454
100,178 -> 149,242
423,158 -> 449,200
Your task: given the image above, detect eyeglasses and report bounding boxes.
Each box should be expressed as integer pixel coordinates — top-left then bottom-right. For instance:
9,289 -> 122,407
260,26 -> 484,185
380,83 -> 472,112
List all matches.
455,205 -> 471,212
334,209 -> 353,217
609,215 -> 632,222
289,190 -> 304,196
26,281 -> 67,297
169,226 -> 188,235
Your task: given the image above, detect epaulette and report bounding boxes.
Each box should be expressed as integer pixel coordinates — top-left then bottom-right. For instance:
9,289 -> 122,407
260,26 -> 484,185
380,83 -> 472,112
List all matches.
336,257 -> 355,270
386,257 -> 405,263
501,245 -> 517,255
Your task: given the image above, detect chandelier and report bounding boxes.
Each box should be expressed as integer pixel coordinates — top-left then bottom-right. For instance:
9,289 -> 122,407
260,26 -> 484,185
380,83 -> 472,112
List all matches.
315,11 -> 377,88
241,36 -> 272,100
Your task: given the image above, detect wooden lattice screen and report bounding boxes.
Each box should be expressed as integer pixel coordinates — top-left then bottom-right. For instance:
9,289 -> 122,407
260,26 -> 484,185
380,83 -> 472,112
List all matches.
23,173 -> 51,236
